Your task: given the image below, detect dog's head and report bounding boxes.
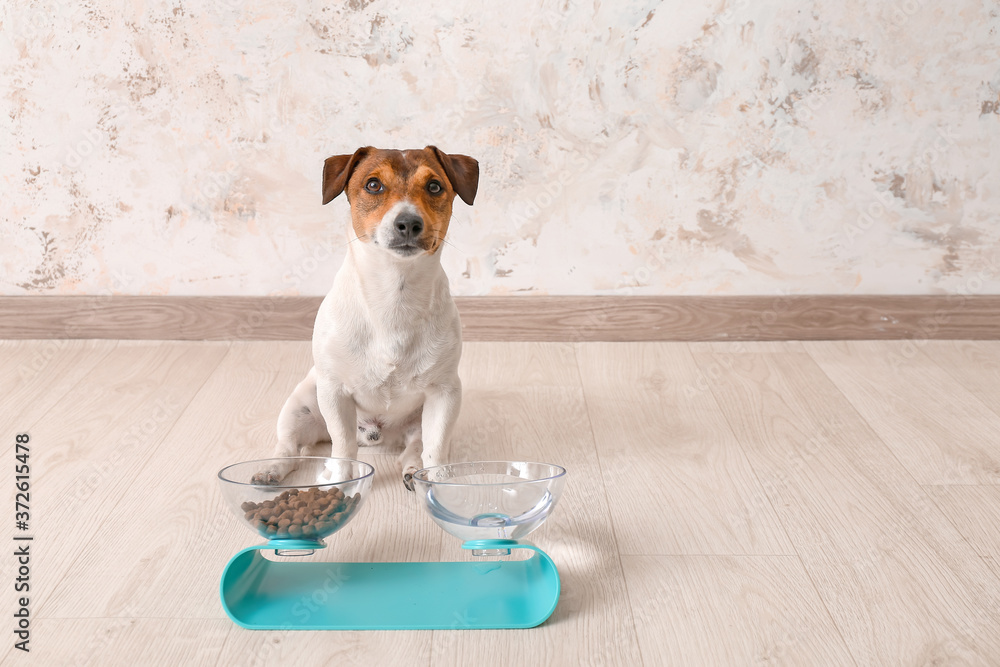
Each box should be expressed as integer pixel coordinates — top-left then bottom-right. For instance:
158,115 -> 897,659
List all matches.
321,146 -> 478,258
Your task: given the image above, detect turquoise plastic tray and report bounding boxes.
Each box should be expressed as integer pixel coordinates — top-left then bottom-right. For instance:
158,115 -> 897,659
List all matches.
220,539 -> 560,630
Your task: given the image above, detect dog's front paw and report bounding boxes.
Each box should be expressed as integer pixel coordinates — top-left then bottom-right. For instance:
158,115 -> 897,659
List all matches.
250,469 -> 282,486
250,457 -> 298,486
401,466 -> 419,492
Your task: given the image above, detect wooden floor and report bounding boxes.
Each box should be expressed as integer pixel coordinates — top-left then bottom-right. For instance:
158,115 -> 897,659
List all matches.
3,339 -> 1000,666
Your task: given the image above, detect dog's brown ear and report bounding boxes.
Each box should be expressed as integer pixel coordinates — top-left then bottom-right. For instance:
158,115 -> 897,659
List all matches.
323,147 -> 370,204
428,146 -> 479,206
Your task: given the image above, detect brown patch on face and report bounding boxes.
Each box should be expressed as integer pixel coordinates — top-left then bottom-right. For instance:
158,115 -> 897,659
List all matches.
344,148 -> 457,254
409,161 -> 455,253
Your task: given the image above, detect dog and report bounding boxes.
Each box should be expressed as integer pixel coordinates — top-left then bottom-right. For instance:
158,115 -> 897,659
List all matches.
252,146 -> 478,490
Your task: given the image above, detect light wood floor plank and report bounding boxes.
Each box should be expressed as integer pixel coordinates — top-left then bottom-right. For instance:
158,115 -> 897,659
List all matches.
0,619 -> 229,667
689,345 -> 1000,665
925,485 -> 1000,557
0,341 -> 119,507
0,339 -> 118,433
986,557 -> 1000,580
803,340 -> 1000,484
14,342 -> 230,620
214,628 -> 431,667
697,340 -> 807,354
430,343 -> 642,667
227,339 -> 314,373
918,340 -> 1000,420
622,555 -> 855,666
576,342 -> 794,555
458,341 -> 581,387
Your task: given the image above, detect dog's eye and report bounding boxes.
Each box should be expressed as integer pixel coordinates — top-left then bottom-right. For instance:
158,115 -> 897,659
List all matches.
365,178 -> 383,194
427,180 -> 442,195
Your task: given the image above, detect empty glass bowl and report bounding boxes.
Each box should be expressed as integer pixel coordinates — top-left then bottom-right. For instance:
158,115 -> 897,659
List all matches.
412,461 -> 567,544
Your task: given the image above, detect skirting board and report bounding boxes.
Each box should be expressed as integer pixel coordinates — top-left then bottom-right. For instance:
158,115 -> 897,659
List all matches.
1,295 -> 998,341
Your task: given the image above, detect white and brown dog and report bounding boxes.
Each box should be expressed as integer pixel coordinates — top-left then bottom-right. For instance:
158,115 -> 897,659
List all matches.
253,146 -> 478,489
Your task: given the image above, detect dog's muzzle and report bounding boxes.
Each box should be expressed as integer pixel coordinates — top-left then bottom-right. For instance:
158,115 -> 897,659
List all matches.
387,212 -> 425,254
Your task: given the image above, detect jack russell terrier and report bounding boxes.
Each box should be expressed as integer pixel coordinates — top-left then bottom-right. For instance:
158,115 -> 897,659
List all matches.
252,146 -> 478,490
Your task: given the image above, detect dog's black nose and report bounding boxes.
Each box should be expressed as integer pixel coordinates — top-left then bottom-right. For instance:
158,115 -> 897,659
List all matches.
394,213 -> 424,239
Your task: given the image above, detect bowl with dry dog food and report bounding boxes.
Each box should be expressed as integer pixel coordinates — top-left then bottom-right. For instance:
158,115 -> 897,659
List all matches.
217,456 -> 373,556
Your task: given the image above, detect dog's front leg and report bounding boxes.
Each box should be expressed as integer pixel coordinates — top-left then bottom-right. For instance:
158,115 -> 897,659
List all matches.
251,368 -> 326,485
317,379 -> 359,480
410,381 -> 461,489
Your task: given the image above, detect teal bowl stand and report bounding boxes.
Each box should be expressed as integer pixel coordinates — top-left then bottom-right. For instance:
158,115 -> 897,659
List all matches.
220,538 -> 560,630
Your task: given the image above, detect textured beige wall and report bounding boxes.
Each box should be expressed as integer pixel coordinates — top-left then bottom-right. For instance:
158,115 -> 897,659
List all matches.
2,0 -> 999,297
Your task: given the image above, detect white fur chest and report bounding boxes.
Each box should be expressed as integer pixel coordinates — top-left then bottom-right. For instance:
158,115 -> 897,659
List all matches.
312,247 -> 460,424
350,337 -> 428,411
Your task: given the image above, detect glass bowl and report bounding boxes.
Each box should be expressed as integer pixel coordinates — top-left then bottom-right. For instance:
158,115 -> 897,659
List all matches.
218,457 -> 373,552
412,461 -> 567,546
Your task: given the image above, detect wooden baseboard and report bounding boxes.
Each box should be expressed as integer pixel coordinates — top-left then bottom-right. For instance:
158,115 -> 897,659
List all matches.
0,295 -> 998,341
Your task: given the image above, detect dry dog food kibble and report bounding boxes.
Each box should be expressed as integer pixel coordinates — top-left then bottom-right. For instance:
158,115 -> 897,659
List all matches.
241,487 -> 361,539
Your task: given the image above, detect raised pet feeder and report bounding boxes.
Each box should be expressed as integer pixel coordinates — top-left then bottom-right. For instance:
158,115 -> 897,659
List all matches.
219,457 -> 567,630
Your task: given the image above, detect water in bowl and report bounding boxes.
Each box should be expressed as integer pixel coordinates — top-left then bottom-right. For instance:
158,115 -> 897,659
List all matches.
421,470 -> 561,542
